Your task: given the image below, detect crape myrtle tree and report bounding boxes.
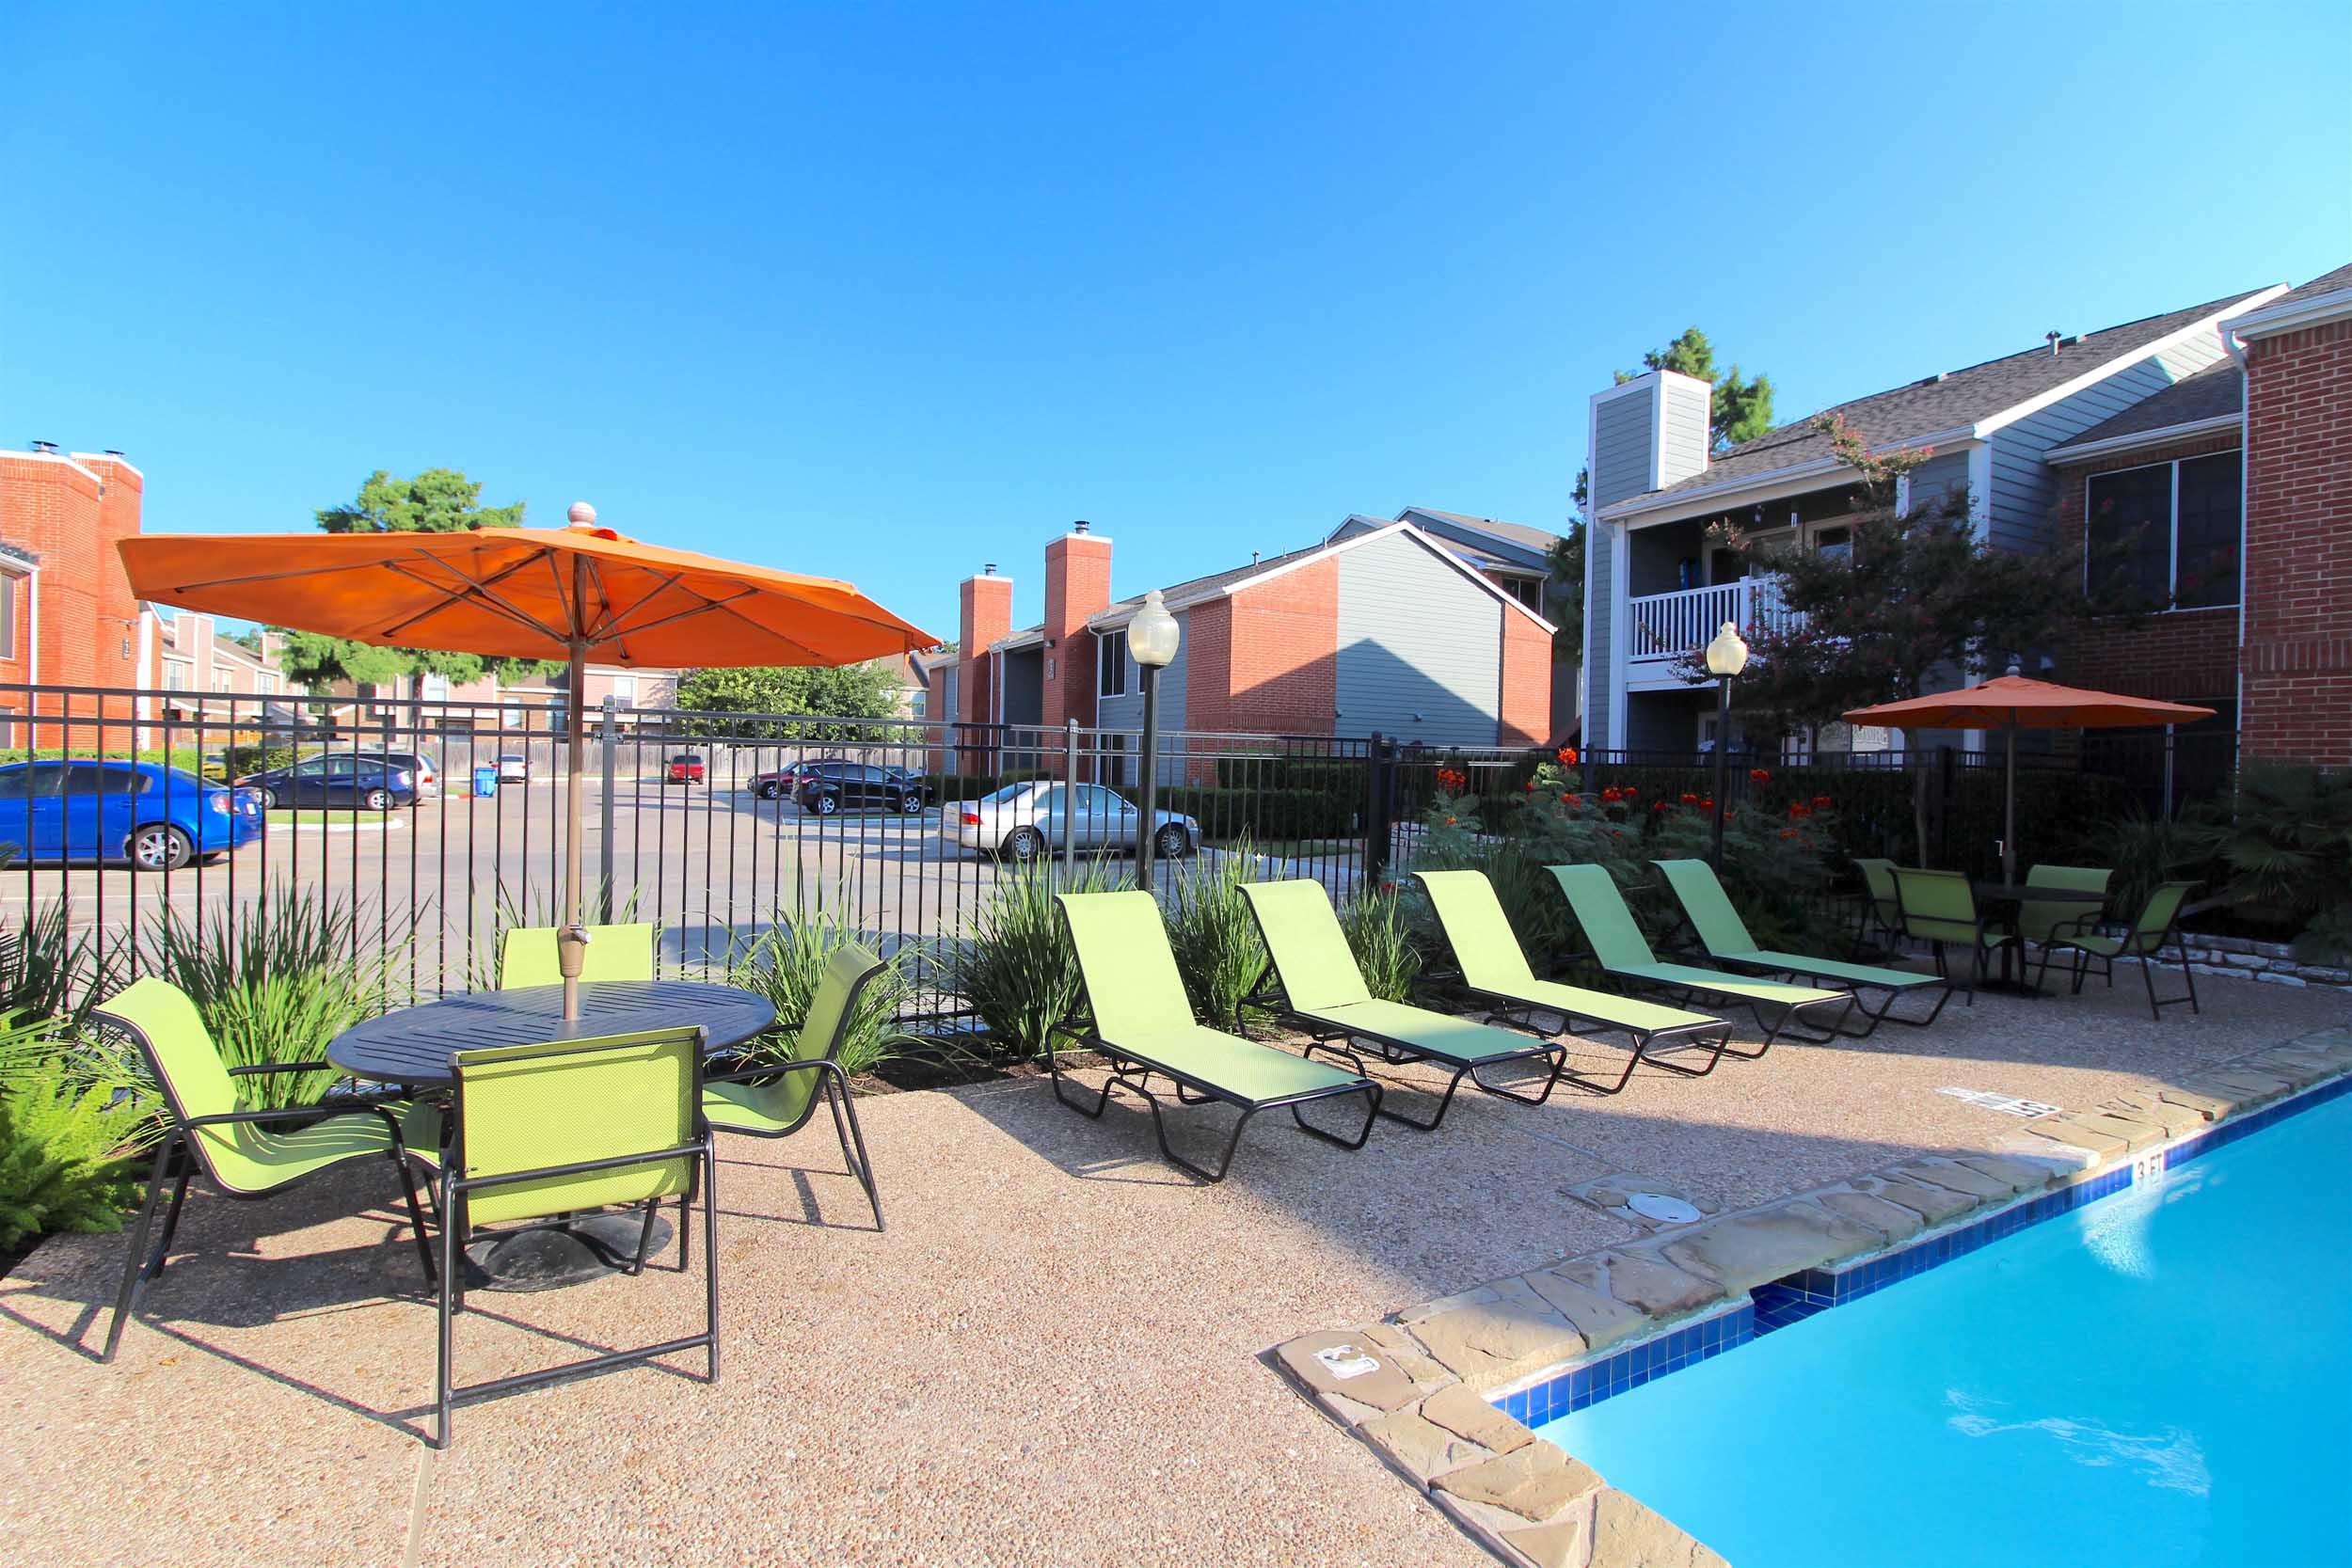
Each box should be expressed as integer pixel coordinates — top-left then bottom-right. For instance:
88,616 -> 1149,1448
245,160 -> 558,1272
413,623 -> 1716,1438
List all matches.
274,469 -> 559,691
1682,412 -> 2136,853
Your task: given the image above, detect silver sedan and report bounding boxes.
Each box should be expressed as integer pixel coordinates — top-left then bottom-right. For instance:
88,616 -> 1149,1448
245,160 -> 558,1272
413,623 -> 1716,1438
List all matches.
950,781 -> 1198,863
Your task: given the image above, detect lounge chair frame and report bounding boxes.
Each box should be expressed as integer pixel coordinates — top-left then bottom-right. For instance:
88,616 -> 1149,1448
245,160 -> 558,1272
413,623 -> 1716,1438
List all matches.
1239,976 -> 1569,1130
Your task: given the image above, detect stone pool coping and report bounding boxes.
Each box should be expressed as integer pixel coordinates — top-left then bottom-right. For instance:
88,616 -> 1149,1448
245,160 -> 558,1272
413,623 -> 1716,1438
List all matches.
1269,1023 -> 2352,1568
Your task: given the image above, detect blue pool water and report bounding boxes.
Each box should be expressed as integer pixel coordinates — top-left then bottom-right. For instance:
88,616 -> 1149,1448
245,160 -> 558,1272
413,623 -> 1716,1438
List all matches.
1534,1093 -> 2352,1568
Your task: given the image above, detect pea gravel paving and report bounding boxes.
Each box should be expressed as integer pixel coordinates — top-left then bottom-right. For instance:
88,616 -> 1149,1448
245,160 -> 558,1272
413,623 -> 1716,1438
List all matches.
3,970 -> 2344,1567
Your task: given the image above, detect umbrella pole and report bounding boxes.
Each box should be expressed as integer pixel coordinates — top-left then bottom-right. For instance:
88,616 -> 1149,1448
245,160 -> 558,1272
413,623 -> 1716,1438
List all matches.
560,562 -> 591,1020
2003,722 -> 2017,888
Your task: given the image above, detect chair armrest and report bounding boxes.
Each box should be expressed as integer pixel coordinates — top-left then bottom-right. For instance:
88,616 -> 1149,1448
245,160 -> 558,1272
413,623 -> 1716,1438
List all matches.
180,1103 -> 360,1131
451,1139 -> 708,1196
227,1059 -> 337,1077
703,1056 -> 844,1087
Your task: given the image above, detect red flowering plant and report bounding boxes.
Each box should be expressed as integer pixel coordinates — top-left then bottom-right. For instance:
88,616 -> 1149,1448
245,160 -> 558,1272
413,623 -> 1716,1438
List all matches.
1647,793 -> 1843,949
1413,743 -> 1655,942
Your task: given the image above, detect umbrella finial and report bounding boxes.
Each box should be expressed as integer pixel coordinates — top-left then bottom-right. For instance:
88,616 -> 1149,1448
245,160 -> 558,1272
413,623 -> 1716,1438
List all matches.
567,500 -> 597,527
2005,658 -> 2023,678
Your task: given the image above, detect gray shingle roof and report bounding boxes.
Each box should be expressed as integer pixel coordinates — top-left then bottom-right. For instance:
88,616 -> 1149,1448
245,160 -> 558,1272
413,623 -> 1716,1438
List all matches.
1400,507 -> 1565,552
1629,286 -> 2274,504
2049,361 -> 2242,456
2263,261 -> 2352,308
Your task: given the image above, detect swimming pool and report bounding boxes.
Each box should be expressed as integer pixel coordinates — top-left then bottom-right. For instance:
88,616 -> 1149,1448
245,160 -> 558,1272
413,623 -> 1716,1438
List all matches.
1533,1090 -> 2352,1568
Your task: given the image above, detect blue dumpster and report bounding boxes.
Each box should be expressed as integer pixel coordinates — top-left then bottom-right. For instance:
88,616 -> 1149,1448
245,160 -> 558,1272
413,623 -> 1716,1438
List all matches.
473,764 -> 500,799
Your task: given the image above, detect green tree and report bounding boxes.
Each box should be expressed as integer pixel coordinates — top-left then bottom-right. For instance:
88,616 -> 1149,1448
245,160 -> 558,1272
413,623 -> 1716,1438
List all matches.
278,469 -> 553,689
675,660 -> 907,739
1543,522 -> 1584,665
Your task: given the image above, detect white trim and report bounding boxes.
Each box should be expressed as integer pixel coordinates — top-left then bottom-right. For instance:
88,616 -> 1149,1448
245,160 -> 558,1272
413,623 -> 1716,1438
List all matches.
1969,286 -> 2284,438
69,451 -> 144,482
2042,413 -> 2243,465
1155,520 -> 1558,634
2223,283 -> 2352,341
1,449 -> 104,485
1609,518 -> 1629,749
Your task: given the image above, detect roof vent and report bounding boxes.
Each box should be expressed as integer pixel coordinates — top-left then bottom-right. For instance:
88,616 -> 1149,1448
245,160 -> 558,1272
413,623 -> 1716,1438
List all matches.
29,440 -> 57,454
1251,550 -> 1261,566
2045,330 -> 2062,357
983,562 -> 997,576
1914,372 -> 1948,387
1072,519 -> 1090,535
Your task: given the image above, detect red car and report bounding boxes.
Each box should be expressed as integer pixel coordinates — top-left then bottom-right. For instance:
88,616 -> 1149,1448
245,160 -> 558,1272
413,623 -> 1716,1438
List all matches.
665,752 -> 706,785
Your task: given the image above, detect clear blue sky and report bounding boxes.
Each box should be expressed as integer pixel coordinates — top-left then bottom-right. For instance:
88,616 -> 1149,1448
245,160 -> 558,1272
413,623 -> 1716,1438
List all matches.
6,2 -> 2347,645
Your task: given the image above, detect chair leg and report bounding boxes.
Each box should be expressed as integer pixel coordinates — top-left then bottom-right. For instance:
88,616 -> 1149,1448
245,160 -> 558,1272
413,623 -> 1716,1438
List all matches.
823,1069 -> 884,1231
675,1158 -> 695,1274
2138,952 -> 2162,1022
103,1134 -> 180,1364
628,1200 -> 661,1276
2180,945 -> 2201,1015
436,1173 -> 458,1449
701,1146 -> 721,1383
391,1154 -> 437,1287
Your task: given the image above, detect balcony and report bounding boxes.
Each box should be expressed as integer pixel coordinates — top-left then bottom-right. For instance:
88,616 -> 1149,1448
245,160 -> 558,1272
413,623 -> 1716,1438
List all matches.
1624,578 -> 1802,689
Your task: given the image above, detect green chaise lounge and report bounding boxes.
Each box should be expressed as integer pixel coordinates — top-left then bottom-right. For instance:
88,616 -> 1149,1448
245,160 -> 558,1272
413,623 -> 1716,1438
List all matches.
1237,877 -> 1569,1128
1050,889 -> 1381,1181
1407,871 -> 1733,1093
1547,863 -> 1854,1050
1652,859 -> 1955,1037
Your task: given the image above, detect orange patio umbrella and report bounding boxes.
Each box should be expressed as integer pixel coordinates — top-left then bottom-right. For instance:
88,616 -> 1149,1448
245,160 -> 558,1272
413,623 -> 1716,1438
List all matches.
119,506 -> 937,1017
1844,667 -> 2214,885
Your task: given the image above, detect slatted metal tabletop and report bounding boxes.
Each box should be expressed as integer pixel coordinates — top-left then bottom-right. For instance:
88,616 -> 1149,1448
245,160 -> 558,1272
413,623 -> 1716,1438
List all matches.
327,980 -> 777,1087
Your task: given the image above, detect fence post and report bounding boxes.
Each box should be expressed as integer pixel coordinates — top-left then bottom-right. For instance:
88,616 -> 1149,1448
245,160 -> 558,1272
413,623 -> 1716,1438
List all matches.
1061,718 -> 1078,879
1365,731 -> 1393,886
598,695 -> 618,923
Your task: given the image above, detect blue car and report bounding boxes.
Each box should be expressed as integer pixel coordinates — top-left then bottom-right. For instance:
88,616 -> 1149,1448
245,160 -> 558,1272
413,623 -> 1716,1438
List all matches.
0,759 -> 263,871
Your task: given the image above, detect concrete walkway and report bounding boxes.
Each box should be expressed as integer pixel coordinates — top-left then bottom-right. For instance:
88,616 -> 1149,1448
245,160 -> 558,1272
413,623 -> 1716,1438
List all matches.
5,974 -> 2347,1566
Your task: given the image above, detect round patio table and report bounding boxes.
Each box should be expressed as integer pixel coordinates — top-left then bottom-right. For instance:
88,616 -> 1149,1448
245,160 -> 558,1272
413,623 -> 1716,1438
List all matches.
1967,883 -> 2106,994
328,980 -> 776,1291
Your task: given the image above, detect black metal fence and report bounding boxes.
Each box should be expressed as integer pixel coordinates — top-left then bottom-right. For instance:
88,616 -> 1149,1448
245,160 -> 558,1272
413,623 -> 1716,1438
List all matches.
0,684 -> 1379,1030
0,682 -> 2247,1027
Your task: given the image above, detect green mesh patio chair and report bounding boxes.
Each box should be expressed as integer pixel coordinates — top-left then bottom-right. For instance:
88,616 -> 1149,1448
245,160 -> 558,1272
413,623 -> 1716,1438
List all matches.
1236,878 -> 1573,1127
2033,881 -> 2201,1021
497,923 -> 657,989
1652,860 -> 1954,1037
1545,863 -> 1852,1051
436,1024 -> 717,1449
1401,871 -> 1730,1095
1853,858 -> 1904,950
1049,890 -> 1380,1181
2015,865 -> 2112,952
701,942 -> 885,1229
1890,867 -> 2017,1005
88,977 -> 437,1365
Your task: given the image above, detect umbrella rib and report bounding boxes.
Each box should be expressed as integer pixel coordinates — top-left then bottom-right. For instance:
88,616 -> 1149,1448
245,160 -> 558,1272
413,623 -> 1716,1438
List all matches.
593,570 -> 689,641
582,556 -> 620,639
593,586 -> 771,646
378,557 -> 571,643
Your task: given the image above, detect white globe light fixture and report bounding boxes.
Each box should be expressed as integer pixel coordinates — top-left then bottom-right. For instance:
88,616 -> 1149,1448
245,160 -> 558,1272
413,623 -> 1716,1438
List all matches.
1127,589 -> 1182,890
1702,621 -> 1749,868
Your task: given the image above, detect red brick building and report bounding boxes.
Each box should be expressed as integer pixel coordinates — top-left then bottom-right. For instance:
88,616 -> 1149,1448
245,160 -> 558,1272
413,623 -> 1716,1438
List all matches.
2043,261 -> 2352,770
0,444 -> 149,745
932,516 -> 1556,782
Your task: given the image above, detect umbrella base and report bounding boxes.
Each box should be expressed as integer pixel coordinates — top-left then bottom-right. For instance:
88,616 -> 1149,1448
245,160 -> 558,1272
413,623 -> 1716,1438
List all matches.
463,1212 -> 675,1292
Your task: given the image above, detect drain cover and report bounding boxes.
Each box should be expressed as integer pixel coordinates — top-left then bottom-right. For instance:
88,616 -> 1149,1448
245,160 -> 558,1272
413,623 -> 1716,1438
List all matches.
1626,1192 -> 1703,1225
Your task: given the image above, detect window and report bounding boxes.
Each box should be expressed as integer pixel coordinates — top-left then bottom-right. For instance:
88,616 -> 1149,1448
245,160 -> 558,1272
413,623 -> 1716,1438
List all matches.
164,661 -> 189,691
2086,452 -> 2240,610
910,689 -> 927,720
1499,575 -> 1544,614
1097,630 -> 1129,697
256,673 -> 275,695
62,764 -> 146,796
1813,526 -> 1853,563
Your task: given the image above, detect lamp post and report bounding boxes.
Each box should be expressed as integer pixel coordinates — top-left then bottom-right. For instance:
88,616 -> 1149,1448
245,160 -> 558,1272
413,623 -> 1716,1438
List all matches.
1128,589 -> 1181,892
1703,620 -> 1750,871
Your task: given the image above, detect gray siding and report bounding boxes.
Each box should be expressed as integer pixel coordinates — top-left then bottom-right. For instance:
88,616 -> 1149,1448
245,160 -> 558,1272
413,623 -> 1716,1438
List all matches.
1592,393 -> 1655,509
1336,531 -> 1502,745
1905,449 -> 1972,517
1659,379 -> 1711,487
1986,332 -> 2231,552
1583,522 -> 1615,749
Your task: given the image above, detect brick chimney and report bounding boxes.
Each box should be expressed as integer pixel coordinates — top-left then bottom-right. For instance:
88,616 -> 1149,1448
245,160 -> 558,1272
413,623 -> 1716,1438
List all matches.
957,566 -> 1013,768
1041,522 -> 1112,738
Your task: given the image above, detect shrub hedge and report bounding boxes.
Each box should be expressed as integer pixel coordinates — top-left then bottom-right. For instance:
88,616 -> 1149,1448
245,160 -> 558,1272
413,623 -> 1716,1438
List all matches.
1159,785 -> 1356,842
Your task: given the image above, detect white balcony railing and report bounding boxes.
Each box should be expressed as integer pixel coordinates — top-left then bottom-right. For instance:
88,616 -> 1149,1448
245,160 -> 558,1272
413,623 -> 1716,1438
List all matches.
1625,578 -> 1802,665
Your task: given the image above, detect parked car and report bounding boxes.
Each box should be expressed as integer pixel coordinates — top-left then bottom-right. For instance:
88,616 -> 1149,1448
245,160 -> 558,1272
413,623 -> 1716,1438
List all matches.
498,753 -> 530,784
235,754 -> 419,812
384,750 -> 440,800
0,759 -> 262,870
746,761 -> 820,800
794,761 -> 930,816
666,753 -> 707,785
951,780 -> 1196,862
